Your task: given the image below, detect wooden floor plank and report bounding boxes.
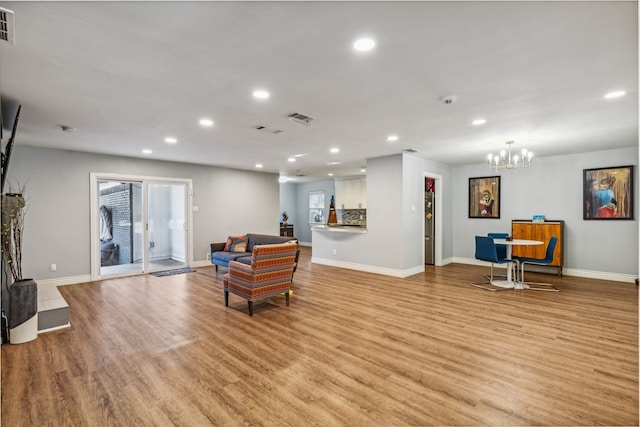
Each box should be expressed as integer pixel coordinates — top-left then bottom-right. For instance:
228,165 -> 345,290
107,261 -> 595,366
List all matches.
2,247 -> 638,425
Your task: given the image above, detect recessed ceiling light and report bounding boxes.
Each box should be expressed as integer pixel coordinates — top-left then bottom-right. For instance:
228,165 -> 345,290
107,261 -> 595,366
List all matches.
288,157 -> 296,163
604,90 -> 626,99
328,173 -> 334,177
253,90 -> 270,99
255,163 -> 263,168
294,153 -> 307,158
387,135 -> 399,142
327,162 -> 340,166
278,177 -> 288,183
164,137 -> 177,144
199,118 -> 214,127
353,37 -> 376,52
142,149 -> 152,154
330,147 -> 340,154
471,119 -> 487,126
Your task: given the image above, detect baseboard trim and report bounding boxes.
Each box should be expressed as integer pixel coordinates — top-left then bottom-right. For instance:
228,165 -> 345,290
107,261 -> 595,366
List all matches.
36,275 -> 92,287
451,257 -> 637,283
311,257 -> 424,278
299,241 -> 312,247
38,323 -> 71,334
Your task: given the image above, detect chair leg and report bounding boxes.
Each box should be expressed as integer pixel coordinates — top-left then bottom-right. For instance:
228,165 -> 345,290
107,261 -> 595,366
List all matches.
520,263 -> 560,291
224,290 -> 229,306
215,265 -> 218,273
484,263 -> 508,281
526,283 -> 560,291
471,282 -> 513,291
472,261 -> 515,291
248,301 -> 254,316
285,291 -> 290,306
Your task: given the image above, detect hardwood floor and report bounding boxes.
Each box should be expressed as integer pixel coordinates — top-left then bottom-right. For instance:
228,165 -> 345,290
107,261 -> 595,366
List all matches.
2,247 -> 638,426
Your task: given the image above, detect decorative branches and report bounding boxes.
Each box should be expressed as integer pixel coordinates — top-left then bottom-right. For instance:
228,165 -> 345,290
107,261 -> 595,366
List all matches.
1,183 -> 27,282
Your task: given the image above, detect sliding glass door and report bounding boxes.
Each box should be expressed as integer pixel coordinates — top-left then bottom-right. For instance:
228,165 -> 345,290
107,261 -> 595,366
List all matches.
97,180 -> 144,277
147,183 -> 187,272
92,174 -> 191,279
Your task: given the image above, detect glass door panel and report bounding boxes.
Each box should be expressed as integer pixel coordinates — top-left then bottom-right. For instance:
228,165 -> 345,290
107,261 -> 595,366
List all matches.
98,180 -> 144,277
147,183 -> 187,272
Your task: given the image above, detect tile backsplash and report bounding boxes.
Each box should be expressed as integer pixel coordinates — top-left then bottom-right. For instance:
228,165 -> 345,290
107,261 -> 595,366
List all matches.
339,209 -> 366,224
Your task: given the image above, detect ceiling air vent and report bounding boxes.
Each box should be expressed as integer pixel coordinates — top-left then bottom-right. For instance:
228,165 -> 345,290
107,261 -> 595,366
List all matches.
0,7 -> 15,44
253,125 -> 283,134
404,148 -> 420,153
288,112 -> 315,126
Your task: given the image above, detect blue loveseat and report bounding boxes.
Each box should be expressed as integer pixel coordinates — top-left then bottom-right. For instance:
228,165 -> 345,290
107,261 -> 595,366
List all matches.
210,233 -> 298,272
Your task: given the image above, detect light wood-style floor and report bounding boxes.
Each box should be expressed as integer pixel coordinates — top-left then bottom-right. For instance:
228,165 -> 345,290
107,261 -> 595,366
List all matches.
2,247 -> 638,426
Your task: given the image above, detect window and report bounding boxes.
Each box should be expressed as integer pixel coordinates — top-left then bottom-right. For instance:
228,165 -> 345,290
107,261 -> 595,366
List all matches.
309,191 -> 325,223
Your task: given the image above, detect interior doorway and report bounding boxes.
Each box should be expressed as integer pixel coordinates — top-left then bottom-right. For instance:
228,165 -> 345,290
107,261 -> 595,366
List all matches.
423,172 -> 443,266
90,173 -> 192,280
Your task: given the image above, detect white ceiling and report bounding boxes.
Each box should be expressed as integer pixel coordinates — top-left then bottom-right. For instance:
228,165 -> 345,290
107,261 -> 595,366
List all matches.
0,1 -> 637,182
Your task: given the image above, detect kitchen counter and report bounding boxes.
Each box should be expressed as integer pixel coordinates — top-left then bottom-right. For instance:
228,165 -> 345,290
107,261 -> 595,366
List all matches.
311,224 -> 368,234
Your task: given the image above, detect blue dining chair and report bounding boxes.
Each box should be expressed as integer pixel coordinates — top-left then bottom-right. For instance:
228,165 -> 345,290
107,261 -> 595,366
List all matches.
487,232 -> 509,280
513,237 -> 559,292
471,236 -> 515,291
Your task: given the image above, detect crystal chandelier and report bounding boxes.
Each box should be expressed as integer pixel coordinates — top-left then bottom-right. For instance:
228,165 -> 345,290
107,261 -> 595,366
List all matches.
487,140 -> 533,171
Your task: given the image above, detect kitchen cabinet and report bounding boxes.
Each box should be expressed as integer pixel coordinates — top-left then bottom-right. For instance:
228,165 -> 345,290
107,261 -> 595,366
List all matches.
335,178 -> 366,209
511,220 -> 564,276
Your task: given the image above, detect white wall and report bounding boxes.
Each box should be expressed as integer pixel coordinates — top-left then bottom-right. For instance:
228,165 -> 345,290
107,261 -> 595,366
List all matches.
6,145 -> 281,281
452,147 -> 638,276
294,179 -> 335,244
310,155 -> 406,273
15,143 -> 633,282
404,154 -> 455,266
279,182 -> 297,228
309,153 -> 456,276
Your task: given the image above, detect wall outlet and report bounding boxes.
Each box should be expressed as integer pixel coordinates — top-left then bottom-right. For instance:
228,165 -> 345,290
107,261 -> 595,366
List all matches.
206,253 -> 211,261
50,264 -> 57,272
333,249 -> 337,255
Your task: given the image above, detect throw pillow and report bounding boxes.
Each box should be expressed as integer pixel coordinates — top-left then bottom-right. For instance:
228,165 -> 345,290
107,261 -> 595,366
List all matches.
229,237 -> 248,252
224,234 -> 245,251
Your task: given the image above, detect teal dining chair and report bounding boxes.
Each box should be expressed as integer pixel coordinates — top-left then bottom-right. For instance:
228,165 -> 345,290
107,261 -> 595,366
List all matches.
513,237 -> 559,292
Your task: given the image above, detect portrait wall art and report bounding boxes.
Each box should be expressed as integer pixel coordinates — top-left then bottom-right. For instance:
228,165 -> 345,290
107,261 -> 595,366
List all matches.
469,176 -> 500,219
583,165 -> 633,220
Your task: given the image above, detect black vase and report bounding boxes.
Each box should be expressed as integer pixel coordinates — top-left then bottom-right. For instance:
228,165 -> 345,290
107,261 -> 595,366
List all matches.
9,278 -> 38,344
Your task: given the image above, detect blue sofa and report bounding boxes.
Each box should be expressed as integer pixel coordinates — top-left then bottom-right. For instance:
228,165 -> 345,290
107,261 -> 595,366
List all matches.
210,233 -> 298,272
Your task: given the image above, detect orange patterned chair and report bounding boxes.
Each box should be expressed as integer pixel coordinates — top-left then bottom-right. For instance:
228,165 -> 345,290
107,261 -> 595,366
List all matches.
223,242 -> 298,316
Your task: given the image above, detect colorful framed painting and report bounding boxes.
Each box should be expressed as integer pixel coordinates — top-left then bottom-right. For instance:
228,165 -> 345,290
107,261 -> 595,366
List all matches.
469,176 -> 500,219
583,165 -> 634,220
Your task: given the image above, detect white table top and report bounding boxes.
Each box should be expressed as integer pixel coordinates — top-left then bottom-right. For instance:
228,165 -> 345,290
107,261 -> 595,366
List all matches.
493,238 -> 543,246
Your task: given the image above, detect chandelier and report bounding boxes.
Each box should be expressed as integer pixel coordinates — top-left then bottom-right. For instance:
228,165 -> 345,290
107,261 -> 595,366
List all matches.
487,140 -> 533,171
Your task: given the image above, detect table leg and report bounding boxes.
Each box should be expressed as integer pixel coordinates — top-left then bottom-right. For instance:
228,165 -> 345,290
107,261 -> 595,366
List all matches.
489,245 -> 515,289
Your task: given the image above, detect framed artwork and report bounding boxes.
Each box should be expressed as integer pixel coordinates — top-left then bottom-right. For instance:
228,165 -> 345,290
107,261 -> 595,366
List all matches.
469,176 -> 500,219
583,165 -> 634,220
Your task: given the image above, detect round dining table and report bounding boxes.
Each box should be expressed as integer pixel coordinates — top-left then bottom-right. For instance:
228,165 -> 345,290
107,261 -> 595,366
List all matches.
491,238 -> 543,289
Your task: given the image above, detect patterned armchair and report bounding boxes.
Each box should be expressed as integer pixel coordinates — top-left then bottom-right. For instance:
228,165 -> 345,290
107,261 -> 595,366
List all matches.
223,243 -> 298,316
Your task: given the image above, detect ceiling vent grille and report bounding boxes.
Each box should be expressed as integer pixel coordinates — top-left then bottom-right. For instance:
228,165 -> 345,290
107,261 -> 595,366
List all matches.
404,148 -> 420,153
253,125 -> 283,134
0,8 -> 15,44
288,112 -> 315,126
